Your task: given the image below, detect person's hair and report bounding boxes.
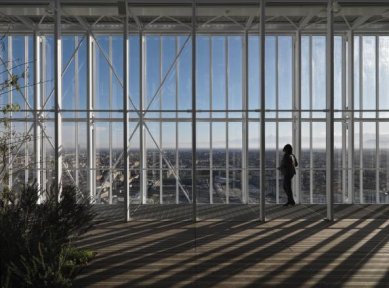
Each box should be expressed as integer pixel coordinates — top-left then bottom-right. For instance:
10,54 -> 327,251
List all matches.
283,144 -> 293,155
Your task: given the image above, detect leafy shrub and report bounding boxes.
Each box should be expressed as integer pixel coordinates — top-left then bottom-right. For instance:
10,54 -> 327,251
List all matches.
62,247 -> 97,278
0,184 -> 95,287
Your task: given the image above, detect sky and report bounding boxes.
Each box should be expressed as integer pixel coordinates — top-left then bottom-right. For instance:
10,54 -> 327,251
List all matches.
0,34 -> 386,152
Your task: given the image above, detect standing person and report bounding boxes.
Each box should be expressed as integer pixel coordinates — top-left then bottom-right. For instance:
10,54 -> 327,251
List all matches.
278,144 -> 298,207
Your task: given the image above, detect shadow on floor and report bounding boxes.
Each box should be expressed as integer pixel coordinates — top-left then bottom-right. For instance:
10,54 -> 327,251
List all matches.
75,204 -> 389,287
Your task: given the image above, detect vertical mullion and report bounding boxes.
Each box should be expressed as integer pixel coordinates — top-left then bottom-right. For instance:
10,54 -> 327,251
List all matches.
376,36 -> 380,204
347,31 -> 354,204
75,36 -> 79,188
342,35 -> 347,203
175,36 -> 179,204
360,121 -> 364,203
192,0 -> 197,222
34,33 -> 42,202
92,47 -> 96,203
123,2 -> 130,221
259,0 -> 266,221
275,36 -> 279,204
109,36 -> 113,205
326,0 -> 335,221
309,36 -> 313,204
360,36 -> 363,204
8,36 -> 12,189
210,36 -> 213,204
54,0 -> 63,196
294,30 -> 302,204
42,36 -> 47,193
243,31 -> 249,204
159,36 -> 163,204
24,36 -> 29,185
87,34 -> 94,202
140,32 -> 146,204
226,36 -> 229,204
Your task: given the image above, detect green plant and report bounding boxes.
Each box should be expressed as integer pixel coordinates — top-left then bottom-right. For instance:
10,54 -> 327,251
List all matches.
9,244 -> 73,288
63,247 -> 96,267
0,184 -> 96,287
62,246 -> 97,279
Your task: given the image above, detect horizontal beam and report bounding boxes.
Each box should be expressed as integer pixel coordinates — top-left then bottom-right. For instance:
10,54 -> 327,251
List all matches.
2,0 -> 389,5
6,23 -> 389,33
1,4 -> 389,18
5,117 -> 389,123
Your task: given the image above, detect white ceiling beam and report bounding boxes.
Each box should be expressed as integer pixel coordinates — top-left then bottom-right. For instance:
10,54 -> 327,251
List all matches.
4,22 -> 389,33
245,15 -> 254,29
1,5 -> 389,18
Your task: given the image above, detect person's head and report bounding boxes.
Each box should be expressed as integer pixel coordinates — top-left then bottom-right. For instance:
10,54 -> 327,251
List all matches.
283,144 -> 293,155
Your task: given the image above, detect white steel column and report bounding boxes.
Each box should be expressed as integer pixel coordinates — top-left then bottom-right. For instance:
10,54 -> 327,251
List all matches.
34,33 -> 42,199
275,37 -> 279,204
42,37 -> 47,192
123,0 -> 130,221
326,0 -> 335,221
54,0 -> 63,195
376,36 -> 380,204
192,0 -> 197,222
159,37 -> 163,204
92,114 -> 96,202
293,30 -> 302,204
209,36 -> 213,205
109,36 -> 113,204
87,34 -> 95,201
123,0 -> 131,221
140,31 -> 147,205
175,36 -> 179,204
359,36 -> 363,204
225,37 -> 229,204
347,30 -> 354,204
24,37 -> 29,185
75,36 -> 80,189
242,30 -> 249,204
7,37 -> 12,189
259,0 -> 266,221
309,36 -> 313,204
342,36 -> 347,203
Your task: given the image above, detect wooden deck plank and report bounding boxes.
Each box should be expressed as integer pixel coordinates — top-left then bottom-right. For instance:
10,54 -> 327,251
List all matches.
74,205 -> 389,287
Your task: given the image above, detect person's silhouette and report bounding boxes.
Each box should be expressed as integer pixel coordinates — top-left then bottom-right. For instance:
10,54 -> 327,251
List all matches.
278,144 -> 298,207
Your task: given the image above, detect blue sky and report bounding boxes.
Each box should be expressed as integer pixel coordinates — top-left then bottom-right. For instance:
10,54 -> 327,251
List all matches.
1,34 -> 384,151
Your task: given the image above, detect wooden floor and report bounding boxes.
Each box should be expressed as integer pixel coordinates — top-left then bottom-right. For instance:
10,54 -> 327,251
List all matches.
74,204 -> 389,287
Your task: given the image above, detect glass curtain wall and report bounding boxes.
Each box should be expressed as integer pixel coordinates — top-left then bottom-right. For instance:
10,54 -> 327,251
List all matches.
142,34 -> 192,205
247,35 -> 294,205
354,35 -> 389,204
61,35 -> 87,199
4,31 -> 389,209
300,35 -> 345,204
196,35 -> 244,205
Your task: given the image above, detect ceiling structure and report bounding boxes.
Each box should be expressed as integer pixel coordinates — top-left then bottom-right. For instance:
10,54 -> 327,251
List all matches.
0,0 -> 388,33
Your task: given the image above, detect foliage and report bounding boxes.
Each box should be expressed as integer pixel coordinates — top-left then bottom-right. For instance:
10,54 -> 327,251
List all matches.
8,246 -> 73,288
62,247 -> 97,278
0,184 -> 96,288
0,29 -> 96,288
0,35 -> 32,194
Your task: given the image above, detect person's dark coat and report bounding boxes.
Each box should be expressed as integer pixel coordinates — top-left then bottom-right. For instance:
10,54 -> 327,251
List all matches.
279,154 -> 298,178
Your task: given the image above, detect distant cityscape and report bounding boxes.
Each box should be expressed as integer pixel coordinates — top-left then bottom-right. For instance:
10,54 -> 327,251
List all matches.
57,148 -> 389,205
9,148 -> 389,205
